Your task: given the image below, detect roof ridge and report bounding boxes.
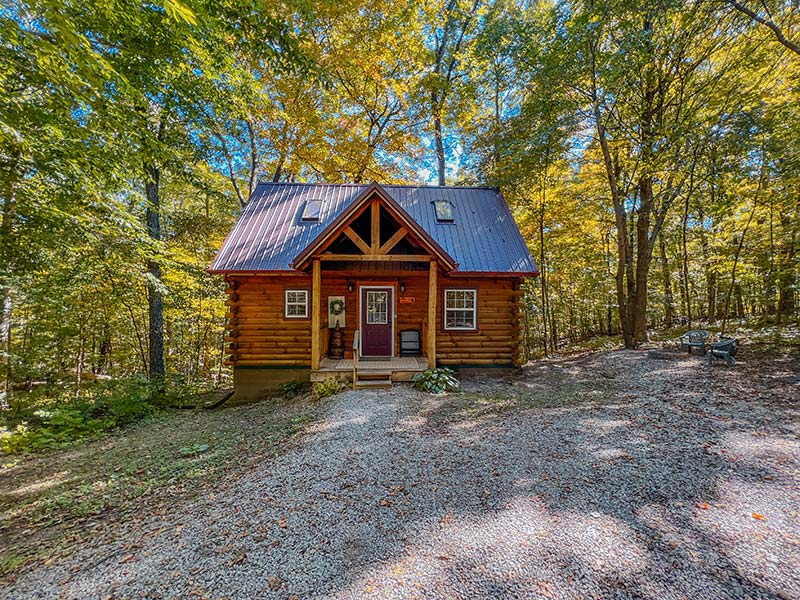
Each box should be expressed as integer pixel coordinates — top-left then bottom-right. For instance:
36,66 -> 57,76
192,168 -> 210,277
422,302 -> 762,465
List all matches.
256,181 -> 500,191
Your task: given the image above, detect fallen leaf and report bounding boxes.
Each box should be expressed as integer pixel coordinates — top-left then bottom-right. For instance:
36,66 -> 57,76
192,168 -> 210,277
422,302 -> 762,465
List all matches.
380,498 -> 393,507
698,502 -> 709,510
276,518 -> 287,528
436,555 -> 450,560
752,512 -> 767,521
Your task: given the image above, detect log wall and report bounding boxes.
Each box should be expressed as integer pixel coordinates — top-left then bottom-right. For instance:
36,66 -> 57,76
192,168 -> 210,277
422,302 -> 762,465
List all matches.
225,271 -> 524,368
436,276 -> 523,367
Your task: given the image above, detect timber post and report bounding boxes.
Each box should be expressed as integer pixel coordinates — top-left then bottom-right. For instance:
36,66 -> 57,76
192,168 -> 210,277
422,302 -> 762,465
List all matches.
427,261 -> 437,368
311,258 -> 321,370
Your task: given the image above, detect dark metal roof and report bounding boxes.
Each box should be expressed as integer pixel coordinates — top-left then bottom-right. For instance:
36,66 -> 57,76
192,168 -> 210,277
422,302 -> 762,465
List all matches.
210,183 -> 538,274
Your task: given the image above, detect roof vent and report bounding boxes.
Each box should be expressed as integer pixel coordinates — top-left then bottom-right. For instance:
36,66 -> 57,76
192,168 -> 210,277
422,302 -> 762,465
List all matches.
301,199 -> 322,221
433,200 -> 454,223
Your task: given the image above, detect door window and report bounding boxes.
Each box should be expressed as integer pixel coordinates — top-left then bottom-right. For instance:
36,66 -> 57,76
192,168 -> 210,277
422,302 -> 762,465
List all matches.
366,291 -> 388,324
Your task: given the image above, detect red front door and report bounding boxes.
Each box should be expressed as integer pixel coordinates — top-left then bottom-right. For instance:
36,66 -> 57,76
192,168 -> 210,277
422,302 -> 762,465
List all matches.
361,287 -> 393,357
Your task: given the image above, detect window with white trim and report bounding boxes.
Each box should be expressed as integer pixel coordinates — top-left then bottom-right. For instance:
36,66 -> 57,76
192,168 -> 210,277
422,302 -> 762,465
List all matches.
444,289 -> 477,330
284,289 -> 309,318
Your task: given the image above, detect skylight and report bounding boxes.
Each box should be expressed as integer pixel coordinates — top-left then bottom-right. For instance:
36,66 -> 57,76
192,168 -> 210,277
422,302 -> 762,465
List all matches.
433,200 -> 454,223
301,199 -> 322,221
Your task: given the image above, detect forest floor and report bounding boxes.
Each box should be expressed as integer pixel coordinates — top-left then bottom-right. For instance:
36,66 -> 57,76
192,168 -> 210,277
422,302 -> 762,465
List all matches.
1,334 -> 798,599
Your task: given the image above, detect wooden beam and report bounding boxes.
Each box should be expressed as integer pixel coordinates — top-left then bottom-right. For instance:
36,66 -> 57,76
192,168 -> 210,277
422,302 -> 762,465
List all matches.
427,261 -> 437,368
320,254 -> 433,262
370,200 -> 380,253
344,226 -> 370,254
379,227 -> 407,254
311,258 -> 321,370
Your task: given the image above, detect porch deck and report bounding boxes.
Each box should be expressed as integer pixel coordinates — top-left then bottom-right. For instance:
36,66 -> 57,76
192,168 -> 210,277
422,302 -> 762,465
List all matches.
312,356 -> 427,382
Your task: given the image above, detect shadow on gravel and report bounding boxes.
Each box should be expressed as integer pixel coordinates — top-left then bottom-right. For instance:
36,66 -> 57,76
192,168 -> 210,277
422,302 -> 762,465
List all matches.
3,350 -> 798,599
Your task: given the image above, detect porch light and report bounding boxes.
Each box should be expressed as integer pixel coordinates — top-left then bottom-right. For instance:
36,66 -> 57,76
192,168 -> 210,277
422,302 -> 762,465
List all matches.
347,281 -> 354,293
400,281 -> 406,293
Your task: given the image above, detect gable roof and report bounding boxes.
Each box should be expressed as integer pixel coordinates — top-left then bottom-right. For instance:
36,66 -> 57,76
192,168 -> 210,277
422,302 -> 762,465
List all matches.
292,183 -> 457,271
209,183 -> 538,275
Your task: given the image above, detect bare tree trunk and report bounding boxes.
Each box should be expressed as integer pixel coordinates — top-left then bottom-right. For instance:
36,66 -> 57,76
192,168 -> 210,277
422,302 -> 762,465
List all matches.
659,233 -> 674,326
75,316 -> 85,399
0,153 -> 17,410
433,101 -> 446,186
681,194 -> 692,327
722,200 -> 759,334
776,195 -> 798,323
145,163 -> 165,380
538,160 -> 549,357
0,289 -> 10,410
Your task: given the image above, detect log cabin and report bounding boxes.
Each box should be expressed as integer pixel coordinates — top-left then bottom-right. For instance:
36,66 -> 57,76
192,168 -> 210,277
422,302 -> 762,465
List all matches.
210,182 -> 538,400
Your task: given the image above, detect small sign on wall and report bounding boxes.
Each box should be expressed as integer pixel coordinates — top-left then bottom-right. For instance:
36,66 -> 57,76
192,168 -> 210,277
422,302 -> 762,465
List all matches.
399,297 -> 416,304
328,296 -> 345,328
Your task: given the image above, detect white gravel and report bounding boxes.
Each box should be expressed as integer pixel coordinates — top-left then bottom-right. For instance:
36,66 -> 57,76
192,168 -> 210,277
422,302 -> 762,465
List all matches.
3,350 -> 799,599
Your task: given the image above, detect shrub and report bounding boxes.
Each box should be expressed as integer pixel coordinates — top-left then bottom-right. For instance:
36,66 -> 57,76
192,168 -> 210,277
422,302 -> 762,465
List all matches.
282,380 -> 307,399
312,378 -> 347,400
0,376 -> 204,455
412,368 -> 460,394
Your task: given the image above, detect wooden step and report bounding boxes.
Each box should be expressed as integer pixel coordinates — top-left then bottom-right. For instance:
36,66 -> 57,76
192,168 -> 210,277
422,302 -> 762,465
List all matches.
356,370 -> 392,379
354,378 -> 393,389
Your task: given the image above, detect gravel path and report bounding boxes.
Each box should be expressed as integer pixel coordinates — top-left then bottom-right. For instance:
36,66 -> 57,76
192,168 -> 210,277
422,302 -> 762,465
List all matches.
3,350 -> 799,599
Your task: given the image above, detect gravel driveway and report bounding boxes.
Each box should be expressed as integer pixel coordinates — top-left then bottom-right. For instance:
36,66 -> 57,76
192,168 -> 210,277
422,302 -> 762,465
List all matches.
3,350 -> 799,599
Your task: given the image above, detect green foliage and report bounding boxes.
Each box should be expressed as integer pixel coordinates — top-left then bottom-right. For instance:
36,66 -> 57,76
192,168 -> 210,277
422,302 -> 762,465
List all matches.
0,377 -> 210,454
178,443 -> 210,457
311,378 -> 348,400
1,0 -> 798,418
412,368 -> 460,394
282,380 -> 308,399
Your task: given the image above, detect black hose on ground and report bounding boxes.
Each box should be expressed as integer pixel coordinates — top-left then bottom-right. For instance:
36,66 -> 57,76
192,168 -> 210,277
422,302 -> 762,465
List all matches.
175,390 -> 235,411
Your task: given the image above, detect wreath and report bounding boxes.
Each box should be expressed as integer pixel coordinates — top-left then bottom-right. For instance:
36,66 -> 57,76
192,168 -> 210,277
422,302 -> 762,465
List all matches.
329,298 -> 345,315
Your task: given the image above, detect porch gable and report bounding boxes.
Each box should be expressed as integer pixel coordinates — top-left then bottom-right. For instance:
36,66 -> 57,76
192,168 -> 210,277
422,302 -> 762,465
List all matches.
291,183 -> 457,272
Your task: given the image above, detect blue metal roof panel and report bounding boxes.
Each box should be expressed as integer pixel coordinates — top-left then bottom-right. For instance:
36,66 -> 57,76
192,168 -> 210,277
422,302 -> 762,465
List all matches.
210,183 -> 537,274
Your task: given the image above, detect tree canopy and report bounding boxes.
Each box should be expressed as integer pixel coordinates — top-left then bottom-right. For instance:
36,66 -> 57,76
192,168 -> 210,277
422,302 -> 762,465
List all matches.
1,0 -> 797,405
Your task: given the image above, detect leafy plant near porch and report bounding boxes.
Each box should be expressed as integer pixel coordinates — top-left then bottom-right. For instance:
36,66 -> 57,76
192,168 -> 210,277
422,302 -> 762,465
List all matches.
412,368 -> 460,394
312,378 -> 348,400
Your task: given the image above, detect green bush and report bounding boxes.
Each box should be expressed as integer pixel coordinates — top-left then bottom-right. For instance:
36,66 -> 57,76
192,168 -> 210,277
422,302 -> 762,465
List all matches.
282,380 -> 308,399
312,378 -> 347,400
0,376 -> 203,455
412,368 -> 460,394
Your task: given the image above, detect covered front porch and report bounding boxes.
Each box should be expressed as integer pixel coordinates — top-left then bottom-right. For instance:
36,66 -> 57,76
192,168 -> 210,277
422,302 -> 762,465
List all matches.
312,355 -> 427,387
295,185 -> 455,387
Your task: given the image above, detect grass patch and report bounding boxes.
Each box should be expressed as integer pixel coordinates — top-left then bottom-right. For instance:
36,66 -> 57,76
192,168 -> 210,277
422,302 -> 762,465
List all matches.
0,395 -> 318,581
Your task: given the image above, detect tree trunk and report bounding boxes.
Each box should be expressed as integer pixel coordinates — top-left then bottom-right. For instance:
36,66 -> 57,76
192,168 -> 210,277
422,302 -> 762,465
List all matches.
776,197 -> 798,323
632,177 -> 654,344
0,289 -> 10,410
596,116 -> 634,348
538,162 -> 549,357
145,162 -> 165,380
432,100 -> 446,186
721,201 -> 758,334
681,194 -> 692,327
659,233 -> 674,326
0,154 -> 17,410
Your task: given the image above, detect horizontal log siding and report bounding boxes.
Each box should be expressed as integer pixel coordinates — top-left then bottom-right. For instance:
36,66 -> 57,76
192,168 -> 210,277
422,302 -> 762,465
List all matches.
226,275 -> 312,366
226,272 -> 521,368
435,276 -> 521,366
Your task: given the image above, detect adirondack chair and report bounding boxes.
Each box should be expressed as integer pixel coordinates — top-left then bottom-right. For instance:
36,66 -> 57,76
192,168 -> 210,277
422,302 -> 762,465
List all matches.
679,330 -> 710,355
707,337 -> 739,367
